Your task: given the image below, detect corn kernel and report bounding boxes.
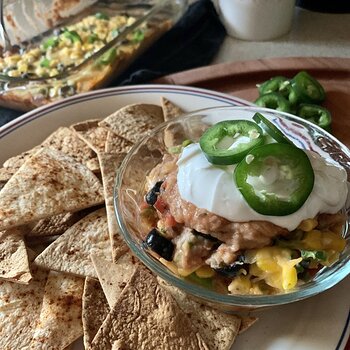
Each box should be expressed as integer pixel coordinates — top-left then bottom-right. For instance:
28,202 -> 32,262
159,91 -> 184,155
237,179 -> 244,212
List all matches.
298,218 -> 318,232
177,266 -> 198,277
159,258 -> 178,275
7,70 -> 20,77
302,230 -> 323,250
228,276 -> 252,294
195,265 -> 215,278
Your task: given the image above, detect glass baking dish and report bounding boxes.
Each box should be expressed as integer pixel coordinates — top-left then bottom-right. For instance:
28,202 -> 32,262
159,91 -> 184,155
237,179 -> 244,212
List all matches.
0,0 -> 187,111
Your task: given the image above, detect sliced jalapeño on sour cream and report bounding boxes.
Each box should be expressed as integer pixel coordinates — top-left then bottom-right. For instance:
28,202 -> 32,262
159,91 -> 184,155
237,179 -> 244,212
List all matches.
235,143 -> 314,216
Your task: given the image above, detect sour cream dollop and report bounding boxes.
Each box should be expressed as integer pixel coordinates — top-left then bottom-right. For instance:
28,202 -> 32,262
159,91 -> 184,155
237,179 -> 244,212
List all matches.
177,143 -> 348,231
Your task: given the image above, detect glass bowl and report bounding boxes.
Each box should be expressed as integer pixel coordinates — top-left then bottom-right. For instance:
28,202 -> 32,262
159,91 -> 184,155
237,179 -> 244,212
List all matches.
114,106 -> 350,310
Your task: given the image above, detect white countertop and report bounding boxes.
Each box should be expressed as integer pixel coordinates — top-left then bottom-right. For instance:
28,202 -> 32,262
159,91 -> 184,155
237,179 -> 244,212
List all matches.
213,8 -> 350,64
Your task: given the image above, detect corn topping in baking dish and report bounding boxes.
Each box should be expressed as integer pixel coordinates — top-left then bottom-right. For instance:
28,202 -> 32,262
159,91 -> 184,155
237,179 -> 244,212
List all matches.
0,12 -> 148,98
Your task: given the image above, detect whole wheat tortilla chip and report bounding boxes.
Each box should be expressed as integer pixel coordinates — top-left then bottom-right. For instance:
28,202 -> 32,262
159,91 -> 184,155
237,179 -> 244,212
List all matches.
0,228 -> 32,284
238,315 -> 259,334
161,97 -> 184,121
99,104 -> 164,144
98,152 -> 128,260
26,206 -> 100,237
0,262 -> 48,349
104,131 -> 133,154
0,147 -> 104,231
158,279 -> 241,350
91,252 -> 138,308
2,146 -> 41,175
41,126 -> 99,172
2,127 -> 99,175
70,119 -> 108,154
82,277 -> 110,349
91,266 -> 209,350
30,271 -> 84,350
34,208 -> 111,278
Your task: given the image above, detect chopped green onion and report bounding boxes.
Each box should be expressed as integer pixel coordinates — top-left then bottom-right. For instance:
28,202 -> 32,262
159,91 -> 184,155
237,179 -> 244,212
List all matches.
300,250 -> 327,261
95,12 -> 109,20
40,58 -> 50,68
132,29 -> 145,43
42,37 -> 58,49
63,30 -> 82,43
88,33 -> 98,43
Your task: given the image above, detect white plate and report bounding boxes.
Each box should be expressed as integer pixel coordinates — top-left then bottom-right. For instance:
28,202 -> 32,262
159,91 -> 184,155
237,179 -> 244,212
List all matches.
0,85 -> 349,350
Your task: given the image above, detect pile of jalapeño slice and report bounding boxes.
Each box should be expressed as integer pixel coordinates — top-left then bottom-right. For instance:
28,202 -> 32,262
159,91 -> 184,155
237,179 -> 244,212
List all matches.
255,71 -> 332,132
199,113 -> 314,216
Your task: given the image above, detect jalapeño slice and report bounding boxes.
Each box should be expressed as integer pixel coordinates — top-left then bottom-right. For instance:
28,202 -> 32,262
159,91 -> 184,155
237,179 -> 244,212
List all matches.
258,76 -> 289,96
200,120 -> 264,165
291,71 -> 325,104
297,104 -> 332,132
235,143 -> 314,216
254,93 -> 292,113
252,112 -> 293,145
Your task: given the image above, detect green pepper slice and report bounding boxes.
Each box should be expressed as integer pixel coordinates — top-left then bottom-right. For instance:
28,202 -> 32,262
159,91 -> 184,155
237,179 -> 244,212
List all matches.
235,143 -> 314,216
252,112 -> 293,145
63,30 -> 82,43
297,104 -> 332,132
199,120 -> 264,165
258,76 -> 289,96
291,71 -> 325,104
255,93 -> 292,113
97,48 -> 117,65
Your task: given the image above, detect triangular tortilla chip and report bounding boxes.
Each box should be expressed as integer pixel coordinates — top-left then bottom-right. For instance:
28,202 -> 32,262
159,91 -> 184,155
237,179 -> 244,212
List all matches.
0,147 -> 104,231
2,147 -> 41,180
30,271 -> 84,350
158,279 -> 242,350
104,131 -> 133,154
238,315 -> 259,334
25,206 -> 100,237
0,260 -> 48,349
91,266 -> 209,350
2,127 -> 99,175
91,252 -> 138,308
97,152 -> 128,260
82,277 -> 110,349
161,97 -> 184,121
0,228 -> 32,284
34,208 -> 111,278
99,104 -> 164,144
70,119 -> 108,154
41,126 -> 99,172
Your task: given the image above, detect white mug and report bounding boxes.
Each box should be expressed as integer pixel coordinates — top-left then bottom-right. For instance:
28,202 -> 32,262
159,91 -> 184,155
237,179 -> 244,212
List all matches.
212,0 -> 296,41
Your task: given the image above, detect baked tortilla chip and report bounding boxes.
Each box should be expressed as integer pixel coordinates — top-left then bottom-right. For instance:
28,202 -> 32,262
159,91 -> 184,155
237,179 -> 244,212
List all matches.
99,103 -> 164,144
0,261 -> 48,349
82,277 -> 110,349
34,208 -> 111,278
0,147 -> 104,231
70,119 -> 108,154
2,127 -> 99,175
25,206 -> 100,237
161,97 -> 184,121
158,279 -> 241,350
30,271 -> 84,350
0,228 -> 32,284
91,266 -> 209,350
239,315 -> 259,334
91,252 -> 138,308
104,131 -> 133,154
41,126 -> 99,172
98,152 -> 128,260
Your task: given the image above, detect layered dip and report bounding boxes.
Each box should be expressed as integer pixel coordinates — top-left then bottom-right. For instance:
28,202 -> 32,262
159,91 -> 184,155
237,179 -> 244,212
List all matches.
140,113 -> 348,295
